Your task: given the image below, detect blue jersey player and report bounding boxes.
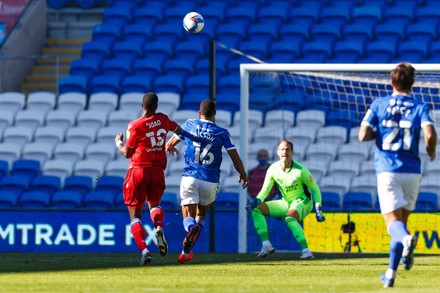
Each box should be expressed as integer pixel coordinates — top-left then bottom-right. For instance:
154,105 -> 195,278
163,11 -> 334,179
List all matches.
358,62 -> 437,288
166,99 -> 249,263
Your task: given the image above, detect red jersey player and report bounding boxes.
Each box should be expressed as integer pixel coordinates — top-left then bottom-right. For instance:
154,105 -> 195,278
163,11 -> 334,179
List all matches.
115,92 -> 201,265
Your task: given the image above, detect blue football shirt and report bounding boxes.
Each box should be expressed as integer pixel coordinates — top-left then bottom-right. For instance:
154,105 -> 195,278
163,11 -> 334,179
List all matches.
361,93 -> 435,174
179,118 -> 236,183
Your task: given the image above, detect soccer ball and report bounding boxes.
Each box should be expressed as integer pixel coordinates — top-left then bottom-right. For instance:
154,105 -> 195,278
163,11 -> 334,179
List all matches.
183,12 -> 204,33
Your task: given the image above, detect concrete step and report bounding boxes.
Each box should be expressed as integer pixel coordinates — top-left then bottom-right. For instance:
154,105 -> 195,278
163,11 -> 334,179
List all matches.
31,65 -> 70,74
20,82 -> 58,93
46,38 -> 88,47
42,47 -> 82,56
36,56 -> 77,65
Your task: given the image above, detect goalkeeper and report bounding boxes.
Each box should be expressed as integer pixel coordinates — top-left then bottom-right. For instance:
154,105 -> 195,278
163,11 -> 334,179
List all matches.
247,139 -> 325,259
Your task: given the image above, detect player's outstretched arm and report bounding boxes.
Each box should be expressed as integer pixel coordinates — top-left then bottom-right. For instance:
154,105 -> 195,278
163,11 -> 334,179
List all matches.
227,149 -> 249,189
115,133 -> 134,158
358,125 -> 376,142
423,124 -> 437,160
165,135 -> 181,156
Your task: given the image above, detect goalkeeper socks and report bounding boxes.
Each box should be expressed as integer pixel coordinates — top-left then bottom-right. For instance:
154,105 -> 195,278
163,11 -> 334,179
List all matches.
285,216 -> 308,249
251,208 -> 269,241
150,206 -> 164,228
388,220 -> 409,244
130,218 -> 147,251
183,216 -> 196,232
389,239 -> 403,271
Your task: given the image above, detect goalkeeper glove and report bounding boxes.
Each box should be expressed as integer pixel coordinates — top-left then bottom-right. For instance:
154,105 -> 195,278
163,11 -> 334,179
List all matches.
315,203 -> 325,222
246,198 -> 261,212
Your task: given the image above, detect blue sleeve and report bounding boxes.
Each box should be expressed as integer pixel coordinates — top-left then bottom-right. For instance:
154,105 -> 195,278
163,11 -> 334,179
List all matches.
421,103 -> 435,126
361,100 -> 378,128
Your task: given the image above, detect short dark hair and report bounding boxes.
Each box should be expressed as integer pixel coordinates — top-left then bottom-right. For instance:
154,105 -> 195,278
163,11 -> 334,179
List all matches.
200,99 -> 216,118
391,62 -> 415,92
142,92 -> 158,111
278,139 -> 293,151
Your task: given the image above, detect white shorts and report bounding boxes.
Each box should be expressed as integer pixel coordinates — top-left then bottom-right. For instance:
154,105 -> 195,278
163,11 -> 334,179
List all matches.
180,176 -> 219,206
377,172 -> 421,214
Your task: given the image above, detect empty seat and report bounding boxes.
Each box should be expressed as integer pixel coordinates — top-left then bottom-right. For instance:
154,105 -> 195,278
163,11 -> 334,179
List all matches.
337,142 -> 370,163
265,110 -> 295,131
424,160 -> 440,176
175,40 -> 207,62
393,40 -> 429,63
88,92 -> 119,115
107,110 -> 137,130
30,175 -> 61,195
64,175 -> 93,196
26,92 -> 56,115
342,191 -> 373,212
328,160 -> 360,178
285,126 -> 317,148
163,58 -> 196,78
350,174 -> 377,196
415,192 -> 438,212
352,6 -> 383,26
233,110 -> 264,133
101,59 -> 132,79
297,40 -> 333,63
0,175 -> 31,197
119,92 -> 143,113
172,110 -> 198,126
216,192 -> 239,211
121,75 -> 153,94
419,174 -> 440,194
89,75 -> 122,95
45,110 -> 77,132
70,58 -> 101,80
33,126 -> 65,149
0,160 -> 8,180
320,174 -> 352,197
51,191 -> 83,209
296,110 -> 326,131
220,176 -> 241,193
132,57 -> 164,79
0,143 -> 23,167
83,190 -> 115,209
14,110 -> 46,132
268,41 -> 300,63
76,110 -> 108,132
96,126 -> 123,144
216,23 -> 249,46
287,6 -> 320,25
153,75 -> 186,95
58,75 -> 88,95
103,5 -> 133,28
57,92 -> 87,115
321,6 -> 352,25
0,92 -> 25,116
160,191 -> 179,210
143,40 -> 174,61
123,23 -> 152,46
305,142 -> 339,165
20,191 -> 51,209
375,22 -> 406,42
253,126 -> 284,144
0,190 -> 19,208
321,191 -> 341,212
384,5 -> 414,24
105,160 -> 128,178
316,126 -> 348,146
331,40 -> 366,63
84,143 -> 115,164
360,160 -> 375,176
53,143 -> 85,164
3,126 -> 34,145
95,175 -> 124,196
43,159 -> 74,182
164,174 -> 183,195
360,40 -> 397,63
92,23 -> 122,44
81,41 -> 112,64
73,160 -> 106,179
302,159 -> 329,182
0,110 -> 15,136
10,159 -> 41,181
311,23 -> 343,43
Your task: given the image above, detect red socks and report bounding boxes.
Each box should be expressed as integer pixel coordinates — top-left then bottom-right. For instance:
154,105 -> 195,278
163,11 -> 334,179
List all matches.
130,218 -> 147,251
150,207 -> 164,228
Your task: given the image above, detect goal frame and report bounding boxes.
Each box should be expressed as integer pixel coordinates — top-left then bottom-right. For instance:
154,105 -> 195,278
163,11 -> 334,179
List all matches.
238,63 -> 440,253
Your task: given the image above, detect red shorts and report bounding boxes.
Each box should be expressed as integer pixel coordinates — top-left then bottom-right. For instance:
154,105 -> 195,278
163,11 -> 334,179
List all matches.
123,166 -> 165,209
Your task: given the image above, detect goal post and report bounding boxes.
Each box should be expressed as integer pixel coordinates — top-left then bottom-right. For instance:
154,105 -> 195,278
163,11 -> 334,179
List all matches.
238,63 -> 440,253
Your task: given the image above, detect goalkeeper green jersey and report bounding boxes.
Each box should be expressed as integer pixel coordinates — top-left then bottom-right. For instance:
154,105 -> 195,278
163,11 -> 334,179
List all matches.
256,160 -> 322,205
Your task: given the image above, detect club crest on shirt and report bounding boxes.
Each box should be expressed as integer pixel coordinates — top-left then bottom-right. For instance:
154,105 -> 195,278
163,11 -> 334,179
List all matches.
309,176 -> 314,184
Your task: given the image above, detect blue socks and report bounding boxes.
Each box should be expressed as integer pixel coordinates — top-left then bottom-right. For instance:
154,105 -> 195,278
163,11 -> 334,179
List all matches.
183,216 -> 196,232
387,220 -> 409,243
389,239 -> 403,271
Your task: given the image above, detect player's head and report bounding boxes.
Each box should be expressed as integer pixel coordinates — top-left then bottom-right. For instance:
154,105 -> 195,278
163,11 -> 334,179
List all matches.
276,139 -> 294,162
142,92 -> 159,111
256,149 -> 270,166
391,62 -> 415,93
199,99 -> 216,120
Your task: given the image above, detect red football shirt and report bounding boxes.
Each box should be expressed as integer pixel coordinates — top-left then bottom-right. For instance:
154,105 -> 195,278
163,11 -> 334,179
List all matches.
125,112 -> 178,170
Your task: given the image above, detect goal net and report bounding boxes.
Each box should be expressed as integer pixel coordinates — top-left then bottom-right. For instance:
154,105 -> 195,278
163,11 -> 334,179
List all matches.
237,63 -> 440,254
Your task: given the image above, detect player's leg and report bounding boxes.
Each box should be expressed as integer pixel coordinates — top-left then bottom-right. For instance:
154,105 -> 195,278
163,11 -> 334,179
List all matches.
252,200 -> 288,257
284,198 -> 313,259
124,168 -> 151,265
146,166 -> 168,257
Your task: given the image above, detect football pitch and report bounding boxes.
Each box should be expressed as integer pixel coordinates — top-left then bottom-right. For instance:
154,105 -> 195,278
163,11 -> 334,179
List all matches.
1,252 -> 438,292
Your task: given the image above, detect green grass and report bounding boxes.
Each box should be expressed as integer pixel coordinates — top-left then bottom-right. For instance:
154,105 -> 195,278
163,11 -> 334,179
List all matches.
1,252 -> 438,292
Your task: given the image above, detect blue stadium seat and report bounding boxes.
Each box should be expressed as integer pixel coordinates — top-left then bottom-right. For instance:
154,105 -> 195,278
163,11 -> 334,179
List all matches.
174,40 -> 208,62
415,192 -> 438,212
184,75 -> 209,97
81,41 -> 112,64
321,191 -> 341,212
374,23 -> 406,43
70,58 -> 101,80
160,192 -> 179,210
415,6 -> 440,24
123,24 -> 153,46
143,40 -> 175,60
95,176 -> 124,196
58,76 -> 88,95
327,110 -> 358,129
112,41 -> 144,63
164,5 -> 196,25
10,160 -> 41,182
352,6 -> 383,26
89,75 -> 122,95
51,191 -> 83,209
101,59 -> 132,79
63,175 -> 93,196
393,41 -> 430,63
216,23 -> 249,45
153,24 -> 184,43
163,58 -> 196,77
330,40 -> 366,63
133,6 -> 164,27
225,6 -> 256,27
0,190 -> 18,208
405,21 -> 438,43
103,5 -> 133,27
153,75 -> 186,95
218,75 -> 240,95
0,175 -> 31,197
74,0 -> 101,9
132,57 -> 164,79
297,40 -> 334,63
271,89 -> 305,113
47,0 -> 70,9
257,5 -> 289,26
114,191 -> 125,209
287,6 -> 321,25
268,41 -> 301,63
0,160 -> 8,181
20,191 -> 51,209
198,5 -> 226,24
342,23 -> 375,43
92,23 -> 123,45
384,5 -> 415,24
248,22 -> 280,44
360,40 -> 397,63
215,92 -> 240,114
30,175 -> 61,195
321,6 -> 353,26
425,41 -> 440,62
342,192 -> 374,212
238,40 -> 270,60
311,23 -> 343,43
83,191 -> 115,209
181,94 -> 203,110
216,192 -> 239,211
279,22 -> 311,43
121,75 -> 153,94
